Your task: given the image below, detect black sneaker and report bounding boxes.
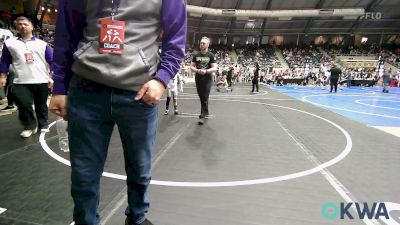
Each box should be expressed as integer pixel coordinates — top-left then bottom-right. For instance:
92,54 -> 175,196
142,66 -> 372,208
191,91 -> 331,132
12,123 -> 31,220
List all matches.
198,117 -> 205,125
1,105 -> 16,112
125,218 -> 154,225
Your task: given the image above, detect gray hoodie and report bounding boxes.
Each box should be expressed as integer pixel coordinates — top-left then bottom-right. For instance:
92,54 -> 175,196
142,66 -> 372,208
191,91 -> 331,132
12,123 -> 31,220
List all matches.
52,0 -> 187,94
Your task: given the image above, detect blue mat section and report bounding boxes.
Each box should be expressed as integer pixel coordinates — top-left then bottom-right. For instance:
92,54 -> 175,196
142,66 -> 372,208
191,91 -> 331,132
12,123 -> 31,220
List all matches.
269,85 -> 400,127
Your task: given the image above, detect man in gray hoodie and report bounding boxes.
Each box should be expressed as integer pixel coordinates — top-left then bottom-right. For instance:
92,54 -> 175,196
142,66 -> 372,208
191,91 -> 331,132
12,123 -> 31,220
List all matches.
49,1 -> 187,224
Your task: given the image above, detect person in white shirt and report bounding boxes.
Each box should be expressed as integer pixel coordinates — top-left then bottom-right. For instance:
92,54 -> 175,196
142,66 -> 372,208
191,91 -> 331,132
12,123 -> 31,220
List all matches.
164,72 -> 183,115
0,16 -> 53,137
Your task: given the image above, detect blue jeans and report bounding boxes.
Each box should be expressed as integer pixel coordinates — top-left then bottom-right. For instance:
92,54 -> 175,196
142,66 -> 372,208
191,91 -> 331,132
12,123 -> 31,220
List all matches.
67,76 -> 158,225
347,79 -> 352,88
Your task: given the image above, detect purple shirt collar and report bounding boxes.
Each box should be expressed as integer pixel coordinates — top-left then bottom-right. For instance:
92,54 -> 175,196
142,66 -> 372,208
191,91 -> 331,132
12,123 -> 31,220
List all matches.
17,35 -> 36,41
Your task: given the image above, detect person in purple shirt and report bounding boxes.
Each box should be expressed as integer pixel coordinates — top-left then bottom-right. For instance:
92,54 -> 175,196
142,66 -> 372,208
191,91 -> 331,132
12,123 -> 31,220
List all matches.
0,16 -> 53,138
49,1 -> 186,225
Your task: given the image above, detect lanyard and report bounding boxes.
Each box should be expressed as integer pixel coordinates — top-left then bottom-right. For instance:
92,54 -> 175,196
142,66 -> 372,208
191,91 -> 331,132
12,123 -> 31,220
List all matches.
24,42 -> 30,51
111,0 -> 120,20
18,37 -> 31,51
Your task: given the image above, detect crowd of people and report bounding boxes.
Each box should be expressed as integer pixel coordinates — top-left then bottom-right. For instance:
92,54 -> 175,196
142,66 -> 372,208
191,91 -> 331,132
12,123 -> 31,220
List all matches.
177,44 -> 400,91
282,47 -> 331,69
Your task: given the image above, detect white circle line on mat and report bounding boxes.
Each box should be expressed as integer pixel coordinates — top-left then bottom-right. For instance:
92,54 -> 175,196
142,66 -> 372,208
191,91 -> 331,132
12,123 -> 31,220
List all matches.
40,98 -> 352,187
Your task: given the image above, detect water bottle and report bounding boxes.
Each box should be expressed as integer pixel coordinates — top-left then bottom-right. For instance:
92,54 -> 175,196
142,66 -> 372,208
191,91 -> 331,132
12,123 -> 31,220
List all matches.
56,117 -> 69,152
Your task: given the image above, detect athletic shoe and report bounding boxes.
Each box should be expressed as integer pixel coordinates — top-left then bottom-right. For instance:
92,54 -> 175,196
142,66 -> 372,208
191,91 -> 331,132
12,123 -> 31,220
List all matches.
20,128 -> 38,138
1,105 -> 16,112
198,117 -> 205,125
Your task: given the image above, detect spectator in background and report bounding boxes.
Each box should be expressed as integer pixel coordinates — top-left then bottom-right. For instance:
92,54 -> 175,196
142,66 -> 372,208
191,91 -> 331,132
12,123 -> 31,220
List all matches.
390,71 -> 398,87
0,38 -> 16,112
0,68 -> 17,112
276,73 -> 283,86
251,62 -> 260,93
0,38 -> 4,104
382,69 -> 392,93
164,72 -> 184,115
227,64 -> 234,87
329,64 -> 342,93
0,16 -> 53,137
0,10 -> 12,28
346,69 -> 352,88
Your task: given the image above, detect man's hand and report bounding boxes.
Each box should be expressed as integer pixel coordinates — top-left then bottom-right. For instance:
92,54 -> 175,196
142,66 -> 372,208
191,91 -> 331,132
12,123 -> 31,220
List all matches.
48,77 -> 54,90
49,95 -> 68,119
135,79 -> 165,105
0,76 -> 6,87
198,69 -> 207,75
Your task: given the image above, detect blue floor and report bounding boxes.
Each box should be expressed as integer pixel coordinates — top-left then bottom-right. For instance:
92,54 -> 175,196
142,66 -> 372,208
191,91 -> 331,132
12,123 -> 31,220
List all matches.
270,85 -> 400,127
